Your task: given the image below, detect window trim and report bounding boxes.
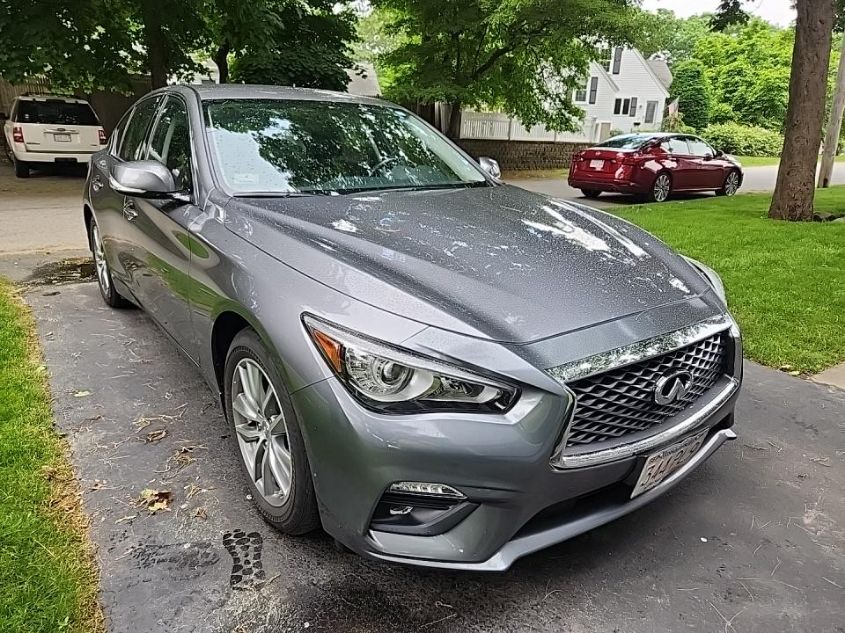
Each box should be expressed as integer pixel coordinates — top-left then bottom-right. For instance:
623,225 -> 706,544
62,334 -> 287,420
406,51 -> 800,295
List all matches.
145,92 -> 198,195
114,95 -> 162,162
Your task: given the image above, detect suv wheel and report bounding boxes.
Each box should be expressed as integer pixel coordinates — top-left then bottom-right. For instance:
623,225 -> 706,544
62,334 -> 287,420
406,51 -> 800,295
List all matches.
650,173 -> 672,202
224,329 -> 320,535
89,220 -> 131,308
13,158 -> 29,178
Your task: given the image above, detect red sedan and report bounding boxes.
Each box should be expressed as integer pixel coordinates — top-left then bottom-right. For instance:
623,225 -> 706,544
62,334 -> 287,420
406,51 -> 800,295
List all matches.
568,133 -> 743,202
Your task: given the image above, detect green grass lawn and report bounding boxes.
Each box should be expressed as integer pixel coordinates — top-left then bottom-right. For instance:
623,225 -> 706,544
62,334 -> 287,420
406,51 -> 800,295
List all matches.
612,190 -> 845,374
735,155 -> 845,167
0,280 -> 102,633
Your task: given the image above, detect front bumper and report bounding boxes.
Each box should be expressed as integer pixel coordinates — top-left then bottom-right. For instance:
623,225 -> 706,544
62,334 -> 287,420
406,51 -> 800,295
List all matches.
291,349 -> 740,571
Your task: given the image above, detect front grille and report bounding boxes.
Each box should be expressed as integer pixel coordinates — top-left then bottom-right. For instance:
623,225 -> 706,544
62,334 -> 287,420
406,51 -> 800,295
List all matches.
564,333 -> 727,448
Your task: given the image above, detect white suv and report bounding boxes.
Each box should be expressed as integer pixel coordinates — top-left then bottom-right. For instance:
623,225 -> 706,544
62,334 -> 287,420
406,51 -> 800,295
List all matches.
3,94 -> 107,178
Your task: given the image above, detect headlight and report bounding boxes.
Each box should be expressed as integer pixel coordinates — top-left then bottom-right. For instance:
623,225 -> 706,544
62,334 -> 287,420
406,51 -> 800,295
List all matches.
303,315 -> 518,413
682,256 -> 727,303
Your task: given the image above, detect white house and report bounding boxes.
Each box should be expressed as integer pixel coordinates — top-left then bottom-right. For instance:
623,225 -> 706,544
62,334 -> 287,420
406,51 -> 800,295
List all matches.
460,47 -> 672,144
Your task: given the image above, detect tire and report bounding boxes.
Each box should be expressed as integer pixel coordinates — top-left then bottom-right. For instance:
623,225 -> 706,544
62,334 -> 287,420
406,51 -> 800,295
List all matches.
717,169 -> 741,197
581,189 -> 602,199
649,172 -> 672,202
14,158 -> 29,178
224,328 -> 320,535
89,219 -> 132,308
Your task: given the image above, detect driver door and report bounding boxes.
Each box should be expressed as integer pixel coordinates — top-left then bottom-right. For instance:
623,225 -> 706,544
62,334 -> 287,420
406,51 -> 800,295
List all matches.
127,94 -> 202,361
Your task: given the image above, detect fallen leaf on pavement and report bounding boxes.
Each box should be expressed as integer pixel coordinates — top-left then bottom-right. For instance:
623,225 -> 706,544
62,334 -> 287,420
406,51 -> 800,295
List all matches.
138,489 -> 173,513
73,390 -> 91,398
115,514 -> 137,524
193,507 -> 208,520
146,429 -> 167,443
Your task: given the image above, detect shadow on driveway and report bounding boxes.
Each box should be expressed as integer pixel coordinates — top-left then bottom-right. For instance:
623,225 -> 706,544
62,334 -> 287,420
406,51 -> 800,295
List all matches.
27,282 -> 845,633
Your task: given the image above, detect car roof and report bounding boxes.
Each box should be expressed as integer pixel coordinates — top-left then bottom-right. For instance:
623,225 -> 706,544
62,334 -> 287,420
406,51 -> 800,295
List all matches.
173,83 -> 389,107
15,94 -> 91,104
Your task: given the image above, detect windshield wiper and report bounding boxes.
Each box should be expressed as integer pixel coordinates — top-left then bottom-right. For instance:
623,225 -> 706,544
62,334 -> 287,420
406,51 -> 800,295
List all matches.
335,181 -> 489,195
233,190 -> 337,198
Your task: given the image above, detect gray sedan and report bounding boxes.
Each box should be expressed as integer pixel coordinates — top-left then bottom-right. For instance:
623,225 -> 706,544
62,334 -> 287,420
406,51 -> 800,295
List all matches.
83,84 -> 742,571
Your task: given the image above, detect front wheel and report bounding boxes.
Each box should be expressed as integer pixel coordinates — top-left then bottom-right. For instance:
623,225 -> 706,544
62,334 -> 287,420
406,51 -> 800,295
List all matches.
581,189 -> 602,199
649,173 -> 672,202
224,328 -> 320,535
89,220 -> 131,308
717,170 -> 741,197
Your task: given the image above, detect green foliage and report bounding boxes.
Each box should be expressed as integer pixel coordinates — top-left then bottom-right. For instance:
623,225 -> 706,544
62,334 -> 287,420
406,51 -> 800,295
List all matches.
635,10 -> 711,64
615,189 -> 845,373
372,0 -> 643,134
702,122 -> 783,156
670,59 -> 712,130
660,111 -> 695,133
230,1 -> 356,90
709,101 -> 737,124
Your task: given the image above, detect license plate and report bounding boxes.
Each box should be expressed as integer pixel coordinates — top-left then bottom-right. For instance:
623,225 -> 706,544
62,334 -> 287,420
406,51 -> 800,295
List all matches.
54,133 -> 71,142
589,159 -> 604,170
631,431 -> 707,498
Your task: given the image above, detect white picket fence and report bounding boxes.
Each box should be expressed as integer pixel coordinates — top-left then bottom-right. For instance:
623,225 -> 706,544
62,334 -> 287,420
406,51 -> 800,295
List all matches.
460,110 -> 598,143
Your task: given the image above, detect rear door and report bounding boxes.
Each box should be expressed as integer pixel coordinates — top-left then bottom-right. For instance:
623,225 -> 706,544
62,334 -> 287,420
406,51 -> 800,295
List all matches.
663,136 -> 696,190
17,99 -> 101,155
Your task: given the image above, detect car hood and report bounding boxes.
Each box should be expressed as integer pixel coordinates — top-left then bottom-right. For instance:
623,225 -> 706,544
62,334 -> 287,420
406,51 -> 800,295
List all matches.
223,185 -> 716,343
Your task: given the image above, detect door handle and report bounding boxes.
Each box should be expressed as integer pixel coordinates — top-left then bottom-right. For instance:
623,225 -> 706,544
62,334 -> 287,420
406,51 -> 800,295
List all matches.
92,175 -> 103,192
123,199 -> 138,221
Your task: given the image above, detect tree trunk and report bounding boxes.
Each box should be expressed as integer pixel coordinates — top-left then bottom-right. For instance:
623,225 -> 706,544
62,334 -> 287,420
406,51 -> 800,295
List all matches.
447,101 -> 462,139
769,0 -> 836,220
214,40 -> 231,84
819,34 -> 845,187
141,0 -> 168,89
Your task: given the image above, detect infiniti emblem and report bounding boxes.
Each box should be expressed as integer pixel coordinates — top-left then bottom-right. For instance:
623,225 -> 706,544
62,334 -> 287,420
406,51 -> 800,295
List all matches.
654,370 -> 694,405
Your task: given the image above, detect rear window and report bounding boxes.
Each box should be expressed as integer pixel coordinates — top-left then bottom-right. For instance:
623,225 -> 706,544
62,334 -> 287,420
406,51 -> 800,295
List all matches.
597,134 -> 655,150
17,100 -> 99,126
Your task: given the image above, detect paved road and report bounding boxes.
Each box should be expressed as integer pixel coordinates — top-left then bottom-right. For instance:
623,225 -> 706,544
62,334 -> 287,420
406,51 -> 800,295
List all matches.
27,282 -> 845,633
505,162 -> 845,208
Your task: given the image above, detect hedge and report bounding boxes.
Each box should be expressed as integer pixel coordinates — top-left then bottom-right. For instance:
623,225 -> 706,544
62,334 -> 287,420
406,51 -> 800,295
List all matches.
702,122 -> 783,157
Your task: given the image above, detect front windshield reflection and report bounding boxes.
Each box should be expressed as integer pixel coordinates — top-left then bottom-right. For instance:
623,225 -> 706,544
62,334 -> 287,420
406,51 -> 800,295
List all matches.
203,99 -> 487,196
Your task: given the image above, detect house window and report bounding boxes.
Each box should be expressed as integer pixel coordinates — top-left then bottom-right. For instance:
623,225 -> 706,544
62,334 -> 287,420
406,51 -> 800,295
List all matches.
629,97 -> 638,118
588,77 -> 598,104
574,79 -> 588,103
645,100 -> 659,124
614,98 -> 631,116
612,47 -> 623,74
598,48 -> 612,73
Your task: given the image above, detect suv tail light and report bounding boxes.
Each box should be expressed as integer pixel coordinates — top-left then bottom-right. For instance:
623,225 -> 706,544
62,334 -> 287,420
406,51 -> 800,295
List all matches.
12,126 -> 24,143
98,129 -> 107,145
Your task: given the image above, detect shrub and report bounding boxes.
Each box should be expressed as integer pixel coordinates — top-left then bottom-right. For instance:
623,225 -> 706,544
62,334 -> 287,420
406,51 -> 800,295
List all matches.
661,112 -> 696,134
709,102 -> 737,125
670,60 -> 713,130
702,122 -> 783,157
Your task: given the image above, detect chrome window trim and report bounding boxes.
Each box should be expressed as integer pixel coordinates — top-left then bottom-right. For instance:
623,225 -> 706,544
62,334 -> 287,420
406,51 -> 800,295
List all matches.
547,313 -> 738,469
546,314 -> 735,385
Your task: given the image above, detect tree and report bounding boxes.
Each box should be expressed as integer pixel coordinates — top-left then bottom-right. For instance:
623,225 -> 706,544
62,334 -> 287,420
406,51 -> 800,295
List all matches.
373,0 -> 644,138
768,0 -> 837,220
670,60 -> 712,130
820,35 -> 845,187
226,0 -> 357,90
635,10 -> 711,65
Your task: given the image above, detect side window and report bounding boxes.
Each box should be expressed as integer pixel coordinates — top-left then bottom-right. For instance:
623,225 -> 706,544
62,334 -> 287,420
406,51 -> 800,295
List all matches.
688,138 -> 714,157
667,137 -> 690,155
110,111 -> 131,156
148,96 -> 193,190
118,97 -> 160,162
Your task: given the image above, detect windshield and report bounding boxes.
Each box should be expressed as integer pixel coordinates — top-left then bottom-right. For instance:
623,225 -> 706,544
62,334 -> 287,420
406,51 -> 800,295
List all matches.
597,134 -> 654,150
18,100 -> 99,126
203,99 -> 488,195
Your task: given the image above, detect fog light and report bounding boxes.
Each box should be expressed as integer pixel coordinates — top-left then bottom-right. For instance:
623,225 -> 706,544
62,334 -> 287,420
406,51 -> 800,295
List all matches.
389,481 -> 465,498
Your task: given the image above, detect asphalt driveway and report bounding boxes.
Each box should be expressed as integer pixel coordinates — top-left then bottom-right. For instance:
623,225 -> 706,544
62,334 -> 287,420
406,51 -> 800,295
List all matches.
27,281 -> 845,633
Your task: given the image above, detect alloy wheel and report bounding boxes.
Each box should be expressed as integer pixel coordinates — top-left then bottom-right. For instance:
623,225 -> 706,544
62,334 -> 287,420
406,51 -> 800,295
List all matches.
92,224 -> 110,295
231,358 -> 293,507
724,171 -> 740,196
653,174 -> 671,202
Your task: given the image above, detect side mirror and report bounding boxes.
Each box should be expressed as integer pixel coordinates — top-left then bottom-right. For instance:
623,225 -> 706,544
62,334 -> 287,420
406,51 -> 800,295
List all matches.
110,160 -> 180,198
478,156 -> 501,179
703,152 -> 714,161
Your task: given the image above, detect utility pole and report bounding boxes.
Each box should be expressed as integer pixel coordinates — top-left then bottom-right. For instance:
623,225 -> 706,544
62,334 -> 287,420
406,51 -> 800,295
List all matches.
819,34 -> 845,188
